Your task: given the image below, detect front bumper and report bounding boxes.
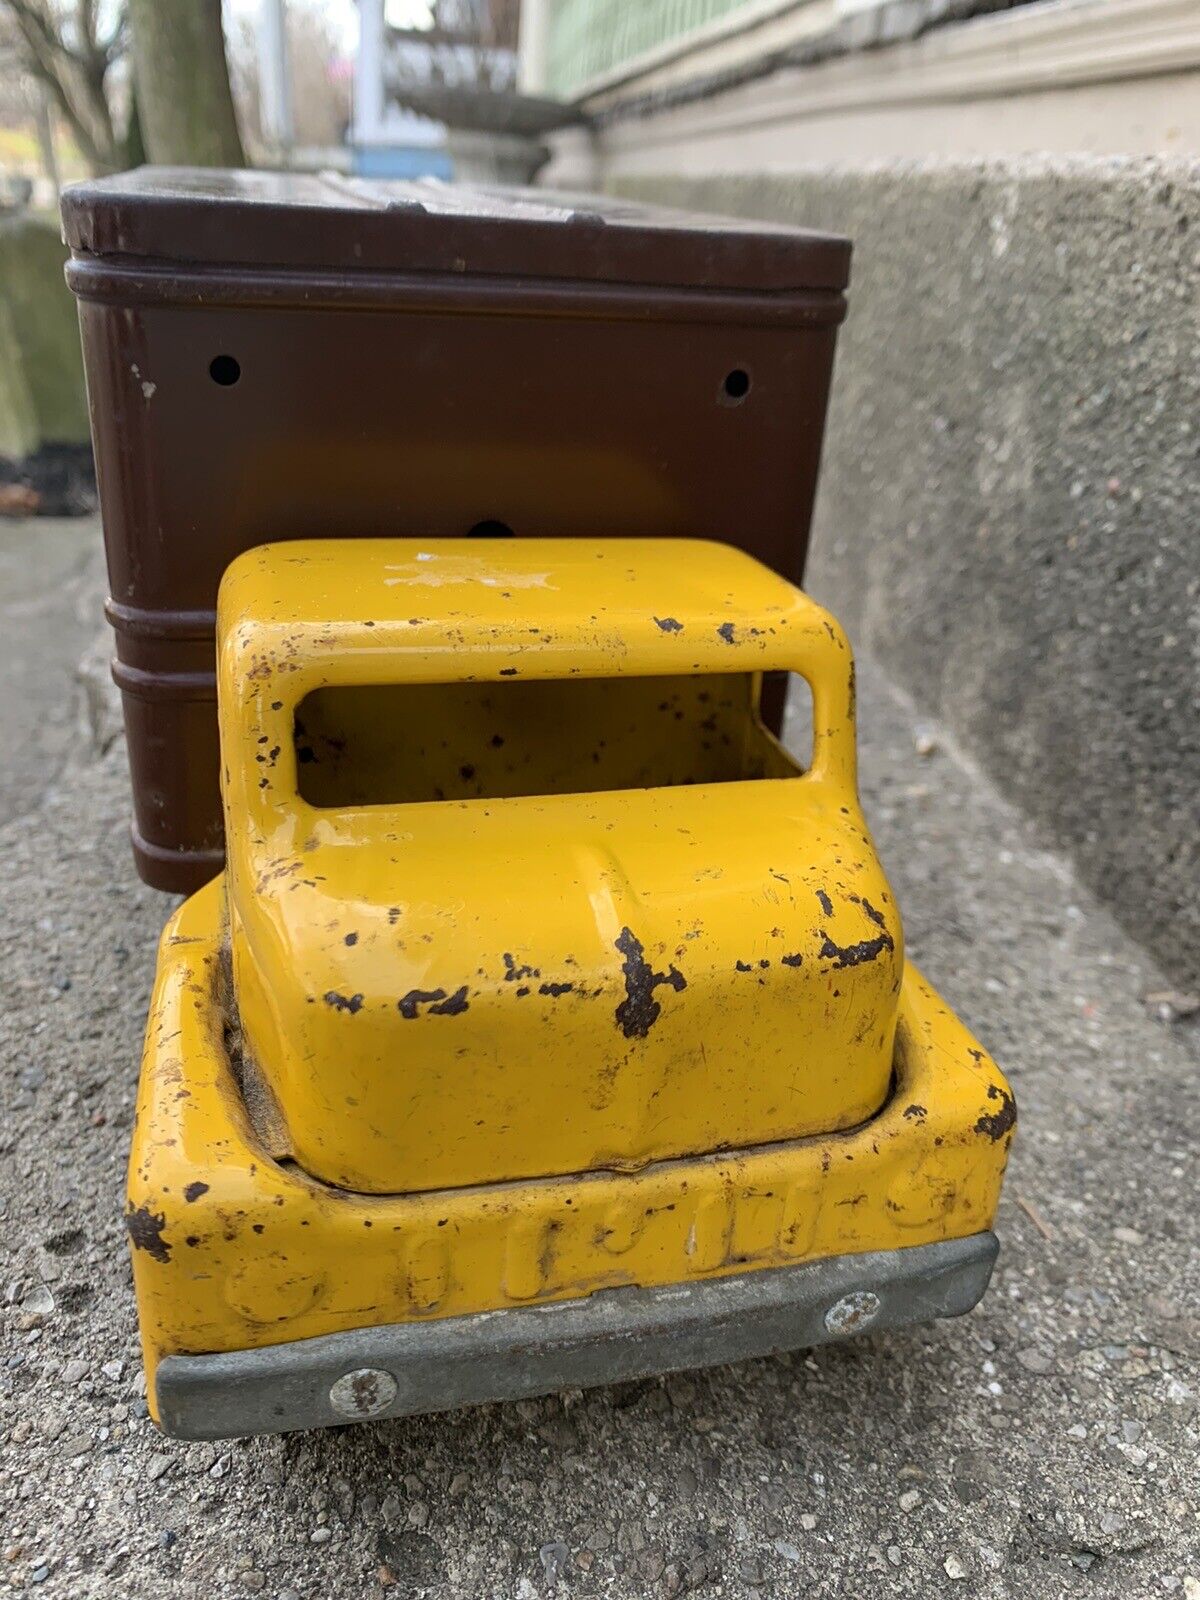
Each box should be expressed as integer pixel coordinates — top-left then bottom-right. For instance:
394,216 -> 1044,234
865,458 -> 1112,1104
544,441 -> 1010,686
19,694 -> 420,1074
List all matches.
129,879 -> 1015,1437
157,1232 -> 998,1439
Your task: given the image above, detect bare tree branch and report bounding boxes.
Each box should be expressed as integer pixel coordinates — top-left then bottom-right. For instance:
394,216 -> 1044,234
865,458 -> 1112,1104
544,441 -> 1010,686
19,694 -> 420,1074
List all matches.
6,0 -> 72,66
7,6 -> 100,168
1,0 -> 124,172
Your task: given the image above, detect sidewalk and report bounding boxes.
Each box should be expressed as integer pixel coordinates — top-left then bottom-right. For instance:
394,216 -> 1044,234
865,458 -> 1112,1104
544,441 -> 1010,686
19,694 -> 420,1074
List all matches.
0,525 -> 1196,1599
0,518 -> 107,825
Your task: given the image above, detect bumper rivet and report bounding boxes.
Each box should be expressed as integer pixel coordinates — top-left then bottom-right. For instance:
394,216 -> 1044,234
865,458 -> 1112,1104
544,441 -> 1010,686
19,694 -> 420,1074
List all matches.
824,1290 -> 881,1336
329,1367 -> 397,1419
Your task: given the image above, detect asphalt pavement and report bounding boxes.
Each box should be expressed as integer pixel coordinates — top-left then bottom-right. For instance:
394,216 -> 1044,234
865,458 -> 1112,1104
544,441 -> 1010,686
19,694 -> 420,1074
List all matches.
0,516 -> 1197,1599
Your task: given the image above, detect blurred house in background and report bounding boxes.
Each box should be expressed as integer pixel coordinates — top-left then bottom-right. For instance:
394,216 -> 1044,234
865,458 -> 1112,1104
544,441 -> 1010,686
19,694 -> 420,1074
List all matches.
352,0 -> 521,178
521,0 -> 1199,185
0,1 -> 527,196
354,0 -> 570,181
351,0 -> 453,177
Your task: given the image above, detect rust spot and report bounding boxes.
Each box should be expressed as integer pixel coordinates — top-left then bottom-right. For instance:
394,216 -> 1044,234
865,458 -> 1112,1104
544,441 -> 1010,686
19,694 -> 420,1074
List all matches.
975,1084 -> 1017,1142
716,622 -> 737,644
735,960 -> 752,973
430,985 -> 469,1016
781,953 -> 803,968
857,897 -> 887,929
344,931 -> 358,947
817,898 -> 895,969
183,1181 -> 209,1203
903,1104 -> 927,1121
654,617 -> 683,632
614,927 -> 687,1039
503,953 -> 540,982
816,888 -> 834,916
324,990 -> 364,1014
539,981 -> 574,997
398,986 -> 470,1019
125,1204 -> 171,1263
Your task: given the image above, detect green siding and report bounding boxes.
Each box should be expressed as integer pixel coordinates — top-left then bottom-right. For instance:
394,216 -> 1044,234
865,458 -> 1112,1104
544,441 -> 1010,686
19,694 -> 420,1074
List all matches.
546,0 -> 758,95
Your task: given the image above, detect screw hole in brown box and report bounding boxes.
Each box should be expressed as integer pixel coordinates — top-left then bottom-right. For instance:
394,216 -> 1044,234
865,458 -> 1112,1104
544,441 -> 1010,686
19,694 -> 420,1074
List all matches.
722,368 -> 751,402
209,354 -> 241,387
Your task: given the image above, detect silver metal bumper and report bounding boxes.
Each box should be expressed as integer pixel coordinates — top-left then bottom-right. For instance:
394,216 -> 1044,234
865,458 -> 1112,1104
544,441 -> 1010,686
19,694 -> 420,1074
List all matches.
155,1232 -> 998,1439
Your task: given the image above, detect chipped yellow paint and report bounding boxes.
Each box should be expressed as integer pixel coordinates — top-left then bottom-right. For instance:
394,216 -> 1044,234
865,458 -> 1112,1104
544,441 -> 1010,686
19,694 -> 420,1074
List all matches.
217,538 -> 898,1194
129,880 -> 1013,1416
126,538 -> 1015,1416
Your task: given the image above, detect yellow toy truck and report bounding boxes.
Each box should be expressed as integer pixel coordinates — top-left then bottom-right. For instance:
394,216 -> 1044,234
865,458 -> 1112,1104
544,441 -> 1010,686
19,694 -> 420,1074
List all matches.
127,536 -> 1014,1437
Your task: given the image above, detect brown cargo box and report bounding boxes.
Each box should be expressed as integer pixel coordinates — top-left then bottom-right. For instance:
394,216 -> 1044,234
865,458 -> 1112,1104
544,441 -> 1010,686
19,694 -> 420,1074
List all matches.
62,168 -> 850,893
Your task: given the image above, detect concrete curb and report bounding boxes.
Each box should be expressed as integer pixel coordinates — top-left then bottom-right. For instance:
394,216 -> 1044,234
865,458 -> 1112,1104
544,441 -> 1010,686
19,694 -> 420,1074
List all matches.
619,159 -> 1200,987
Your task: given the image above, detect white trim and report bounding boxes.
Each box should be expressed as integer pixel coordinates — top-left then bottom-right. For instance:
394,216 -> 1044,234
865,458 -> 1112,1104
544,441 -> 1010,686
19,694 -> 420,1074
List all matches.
352,0 -> 386,144
579,0 -> 1200,114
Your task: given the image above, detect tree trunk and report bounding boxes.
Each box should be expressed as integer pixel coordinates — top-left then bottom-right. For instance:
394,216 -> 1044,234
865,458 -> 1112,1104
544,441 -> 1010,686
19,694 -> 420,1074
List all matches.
128,0 -> 245,166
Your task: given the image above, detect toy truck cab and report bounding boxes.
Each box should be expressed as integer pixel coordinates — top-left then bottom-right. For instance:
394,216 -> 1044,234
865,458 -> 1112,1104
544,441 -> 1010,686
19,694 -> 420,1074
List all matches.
226,537 -> 899,1193
128,538 -> 1014,1437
